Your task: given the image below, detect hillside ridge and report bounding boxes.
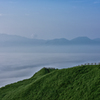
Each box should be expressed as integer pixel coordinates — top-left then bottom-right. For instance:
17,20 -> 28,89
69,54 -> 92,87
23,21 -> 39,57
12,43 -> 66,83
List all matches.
0,65 -> 100,100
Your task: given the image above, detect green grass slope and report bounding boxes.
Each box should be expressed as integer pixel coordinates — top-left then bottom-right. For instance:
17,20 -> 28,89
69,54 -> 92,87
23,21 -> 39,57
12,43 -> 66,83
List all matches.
0,65 -> 100,100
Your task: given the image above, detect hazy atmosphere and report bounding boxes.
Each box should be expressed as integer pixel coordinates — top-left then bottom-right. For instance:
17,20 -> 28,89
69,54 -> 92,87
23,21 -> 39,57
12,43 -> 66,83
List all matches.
0,0 -> 100,88
0,0 -> 100,39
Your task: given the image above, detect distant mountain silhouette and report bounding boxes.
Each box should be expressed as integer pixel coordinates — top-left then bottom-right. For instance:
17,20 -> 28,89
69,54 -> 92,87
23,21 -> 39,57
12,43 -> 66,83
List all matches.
46,38 -> 69,45
0,34 -> 46,46
0,34 -> 99,46
70,37 -> 96,45
93,38 -> 100,42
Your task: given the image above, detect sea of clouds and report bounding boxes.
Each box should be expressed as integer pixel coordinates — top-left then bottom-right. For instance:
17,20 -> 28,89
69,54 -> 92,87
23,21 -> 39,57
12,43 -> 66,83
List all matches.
0,52 -> 100,87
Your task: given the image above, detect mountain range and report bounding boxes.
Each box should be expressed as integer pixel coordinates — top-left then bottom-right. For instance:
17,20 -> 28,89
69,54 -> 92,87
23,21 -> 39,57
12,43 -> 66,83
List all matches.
0,34 -> 100,46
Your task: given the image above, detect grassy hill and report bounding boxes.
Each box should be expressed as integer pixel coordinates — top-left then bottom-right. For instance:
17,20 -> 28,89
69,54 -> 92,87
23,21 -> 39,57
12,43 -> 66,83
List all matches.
0,65 -> 100,100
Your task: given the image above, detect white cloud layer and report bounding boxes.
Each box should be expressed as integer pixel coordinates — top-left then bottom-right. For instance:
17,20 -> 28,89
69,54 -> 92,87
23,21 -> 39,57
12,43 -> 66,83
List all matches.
0,49 -> 100,88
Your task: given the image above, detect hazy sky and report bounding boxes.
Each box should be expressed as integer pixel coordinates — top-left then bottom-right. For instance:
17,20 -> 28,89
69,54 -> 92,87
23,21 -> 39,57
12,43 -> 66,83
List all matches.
0,0 -> 100,39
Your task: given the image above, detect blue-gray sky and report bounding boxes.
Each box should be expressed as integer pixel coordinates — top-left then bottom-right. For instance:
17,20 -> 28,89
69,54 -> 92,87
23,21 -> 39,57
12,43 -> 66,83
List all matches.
0,0 -> 100,39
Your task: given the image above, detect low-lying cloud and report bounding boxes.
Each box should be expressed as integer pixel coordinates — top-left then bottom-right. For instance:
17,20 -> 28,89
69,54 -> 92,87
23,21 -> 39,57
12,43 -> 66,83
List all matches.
0,51 -> 100,88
